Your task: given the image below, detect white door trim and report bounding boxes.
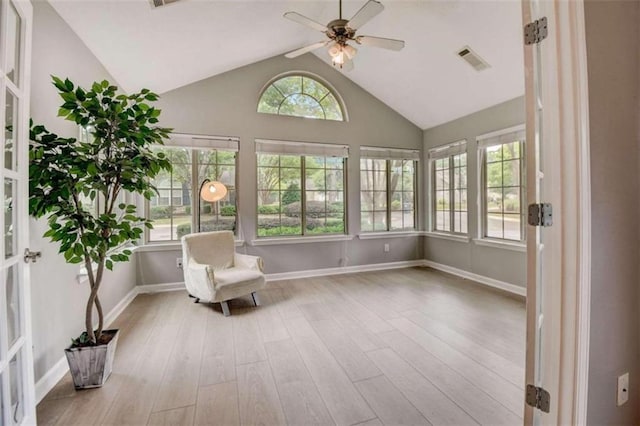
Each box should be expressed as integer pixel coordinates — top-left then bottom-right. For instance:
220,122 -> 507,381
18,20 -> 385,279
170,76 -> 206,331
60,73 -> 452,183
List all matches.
522,0 -> 591,424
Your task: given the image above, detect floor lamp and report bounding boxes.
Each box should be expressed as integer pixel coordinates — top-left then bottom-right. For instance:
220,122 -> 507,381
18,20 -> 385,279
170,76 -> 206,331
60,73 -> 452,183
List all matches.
198,179 -> 227,232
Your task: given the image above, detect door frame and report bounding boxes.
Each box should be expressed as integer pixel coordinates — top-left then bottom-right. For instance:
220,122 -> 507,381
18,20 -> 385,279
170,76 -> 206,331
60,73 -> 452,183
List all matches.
0,0 -> 36,424
522,0 -> 591,424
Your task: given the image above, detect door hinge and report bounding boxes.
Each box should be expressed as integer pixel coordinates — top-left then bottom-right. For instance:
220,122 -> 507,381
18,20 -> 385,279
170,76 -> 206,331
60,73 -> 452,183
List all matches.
528,203 -> 553,227
526,384 -> 551,413
524,16 -> 548,45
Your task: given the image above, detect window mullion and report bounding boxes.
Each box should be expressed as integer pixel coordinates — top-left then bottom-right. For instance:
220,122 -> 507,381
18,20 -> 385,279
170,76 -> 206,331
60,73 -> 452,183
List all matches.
386,160 -> 391,231
301,156 -> 306,236
191,149 -> 199,234
449,156 -> 455,233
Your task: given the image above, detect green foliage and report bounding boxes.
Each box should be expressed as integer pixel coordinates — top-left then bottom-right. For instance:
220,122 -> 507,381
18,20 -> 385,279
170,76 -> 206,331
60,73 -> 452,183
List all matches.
282,201 -> 343,218
281,183 -> 301,205
257,75 -> 343,121
29,76 -> 172,343
220,205 -> 236,216
258,205 -> 280,215
150,205 -> 171,219
177,218 -> 235,239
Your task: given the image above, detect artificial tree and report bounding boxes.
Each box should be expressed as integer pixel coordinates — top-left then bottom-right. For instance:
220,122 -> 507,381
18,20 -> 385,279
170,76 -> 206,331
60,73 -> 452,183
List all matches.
29,76 -> 172,346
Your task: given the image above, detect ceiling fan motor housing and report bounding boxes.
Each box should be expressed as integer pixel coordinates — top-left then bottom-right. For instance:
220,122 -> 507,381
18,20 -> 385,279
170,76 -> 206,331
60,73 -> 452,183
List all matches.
327,19 -> 356,44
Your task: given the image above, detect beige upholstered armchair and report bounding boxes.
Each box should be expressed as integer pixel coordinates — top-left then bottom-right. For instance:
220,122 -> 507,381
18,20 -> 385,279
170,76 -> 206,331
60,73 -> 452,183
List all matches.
181,231 -> 266,316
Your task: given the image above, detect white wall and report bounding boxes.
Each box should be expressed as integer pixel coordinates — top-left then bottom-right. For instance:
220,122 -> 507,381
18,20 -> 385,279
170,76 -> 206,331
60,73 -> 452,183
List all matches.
137,52 -> 424,283
584,1 -> 640,424
29,1 -> 137,382
423,97 -> 526,287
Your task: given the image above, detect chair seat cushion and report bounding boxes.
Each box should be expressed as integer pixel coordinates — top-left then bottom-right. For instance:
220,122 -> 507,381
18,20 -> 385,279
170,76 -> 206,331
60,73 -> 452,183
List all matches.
212,267 -> 266,303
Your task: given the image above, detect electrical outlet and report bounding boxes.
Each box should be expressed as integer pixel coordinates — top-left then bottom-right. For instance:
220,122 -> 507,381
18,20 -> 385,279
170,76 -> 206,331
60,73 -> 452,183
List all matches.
384,243 -> 390,253
618,372 -> 629,406
176,257 -> 183,269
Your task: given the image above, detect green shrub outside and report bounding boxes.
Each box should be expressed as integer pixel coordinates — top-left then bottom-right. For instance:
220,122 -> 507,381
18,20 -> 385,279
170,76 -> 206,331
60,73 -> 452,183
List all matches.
150,205 -> 171,219
283,201 -> 343,218
281,183 -> 301,205
176,218 -> 235,239
220,205 -> 236,216
258,205 -> 280,215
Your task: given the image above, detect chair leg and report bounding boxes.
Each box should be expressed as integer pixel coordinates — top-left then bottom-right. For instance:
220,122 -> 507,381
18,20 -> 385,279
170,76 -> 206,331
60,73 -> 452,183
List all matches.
221,301 -> 231,317
251,292 -> 260,307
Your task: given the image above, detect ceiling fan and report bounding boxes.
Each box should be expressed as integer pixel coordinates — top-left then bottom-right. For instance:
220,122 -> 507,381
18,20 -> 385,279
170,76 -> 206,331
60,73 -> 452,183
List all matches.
283,0 -> 405,71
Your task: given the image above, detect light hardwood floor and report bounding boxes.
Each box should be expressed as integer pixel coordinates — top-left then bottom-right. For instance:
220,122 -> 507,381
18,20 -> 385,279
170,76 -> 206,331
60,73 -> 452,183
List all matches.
37,267 -> 526,426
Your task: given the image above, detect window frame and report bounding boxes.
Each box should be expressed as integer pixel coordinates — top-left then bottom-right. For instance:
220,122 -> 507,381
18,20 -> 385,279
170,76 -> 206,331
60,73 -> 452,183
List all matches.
255,139 -> 349,239
477,125 -> 526,243
144,135 -> 239,244
429,142 -> 468,236
257,71 -> 348,122
359,147 -> 419,233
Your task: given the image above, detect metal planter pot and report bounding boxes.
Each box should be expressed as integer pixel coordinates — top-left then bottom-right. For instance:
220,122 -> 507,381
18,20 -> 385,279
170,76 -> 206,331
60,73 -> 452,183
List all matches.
64,329 -> 119,389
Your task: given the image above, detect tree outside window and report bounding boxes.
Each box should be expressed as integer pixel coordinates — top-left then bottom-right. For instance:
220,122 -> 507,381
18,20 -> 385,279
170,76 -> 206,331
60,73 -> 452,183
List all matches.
257,154 -> 345,237
148,146 -> 237,242
483,140 -> 524,241
258,74 -> 344,121
360,155 -> 417,232
432,152 -> 467,234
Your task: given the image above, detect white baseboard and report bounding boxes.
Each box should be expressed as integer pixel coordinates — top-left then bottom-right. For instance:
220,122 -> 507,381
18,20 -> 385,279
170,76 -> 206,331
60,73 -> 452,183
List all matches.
137,282 -> 185,294
265,260 -> 425,282
103,287 -> 138,328
422,260 -> 526,297
34,356 -> 69,404
35,286 -> 139,403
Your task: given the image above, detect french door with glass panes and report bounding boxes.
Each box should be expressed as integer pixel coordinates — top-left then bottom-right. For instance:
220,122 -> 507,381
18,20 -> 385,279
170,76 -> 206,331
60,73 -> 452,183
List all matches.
0,0 -> 36,424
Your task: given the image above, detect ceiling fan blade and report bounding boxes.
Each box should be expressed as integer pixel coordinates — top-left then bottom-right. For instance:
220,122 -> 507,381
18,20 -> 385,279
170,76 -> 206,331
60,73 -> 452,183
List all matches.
285,41 -> 329,59
356,35 -> 405,51
283,12 -> 328,33
347,0 -> 384,30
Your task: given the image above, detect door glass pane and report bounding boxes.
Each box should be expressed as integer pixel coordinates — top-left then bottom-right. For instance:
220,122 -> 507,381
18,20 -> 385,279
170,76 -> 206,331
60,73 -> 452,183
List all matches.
7,3 -> 22,86
5,90 -> 17,170
9,352 -> 24,425
6,264 -> 21,348
5,179 -> 17,258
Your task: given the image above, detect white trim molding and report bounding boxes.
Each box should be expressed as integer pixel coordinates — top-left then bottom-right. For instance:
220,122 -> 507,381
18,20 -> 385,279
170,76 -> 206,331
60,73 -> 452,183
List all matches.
473,238 -> 526,252
422,260 -> 526,297
251,235 -> 353,246
266,260 -> 424,282
137,282 -> 185,294
423,232 -> 470,243
358,231 -> 421,240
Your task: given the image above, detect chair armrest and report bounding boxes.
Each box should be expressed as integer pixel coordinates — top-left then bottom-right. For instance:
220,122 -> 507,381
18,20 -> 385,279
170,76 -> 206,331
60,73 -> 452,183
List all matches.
235,253 -> 264,272
185,260 -> 216,297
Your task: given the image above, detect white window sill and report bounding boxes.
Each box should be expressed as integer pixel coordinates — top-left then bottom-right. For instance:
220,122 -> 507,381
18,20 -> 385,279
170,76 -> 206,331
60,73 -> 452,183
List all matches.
136,240 -> 245,252
250,235 -> 353,246
423,232 -> 470,243
473,238 -> 526,252
358,231 -> 421,240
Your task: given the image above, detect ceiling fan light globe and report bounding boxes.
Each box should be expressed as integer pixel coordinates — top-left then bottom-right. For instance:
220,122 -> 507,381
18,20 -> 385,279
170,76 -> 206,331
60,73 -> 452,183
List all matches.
328,44 -> 341,57
344,44 -> 357,59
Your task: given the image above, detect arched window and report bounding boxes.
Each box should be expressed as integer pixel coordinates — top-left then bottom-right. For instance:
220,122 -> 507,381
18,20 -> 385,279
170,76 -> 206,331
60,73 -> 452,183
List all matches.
257,74 -> 345,121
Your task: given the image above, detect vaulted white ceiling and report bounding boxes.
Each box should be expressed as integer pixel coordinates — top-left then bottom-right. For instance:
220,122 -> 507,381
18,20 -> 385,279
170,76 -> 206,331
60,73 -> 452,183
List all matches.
47,0 -> 524,129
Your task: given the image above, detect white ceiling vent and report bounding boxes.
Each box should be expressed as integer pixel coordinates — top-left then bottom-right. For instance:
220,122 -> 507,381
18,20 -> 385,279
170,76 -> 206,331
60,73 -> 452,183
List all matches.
457,46 -> 491,71
149,0 -> 180,9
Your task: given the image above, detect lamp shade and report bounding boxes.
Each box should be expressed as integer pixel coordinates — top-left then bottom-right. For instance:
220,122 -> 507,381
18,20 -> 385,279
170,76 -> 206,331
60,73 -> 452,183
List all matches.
200,180 -> 227,202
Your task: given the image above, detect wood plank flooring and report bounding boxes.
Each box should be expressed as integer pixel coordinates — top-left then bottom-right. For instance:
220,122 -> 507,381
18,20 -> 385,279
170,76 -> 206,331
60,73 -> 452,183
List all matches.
37,267 -> 525,426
